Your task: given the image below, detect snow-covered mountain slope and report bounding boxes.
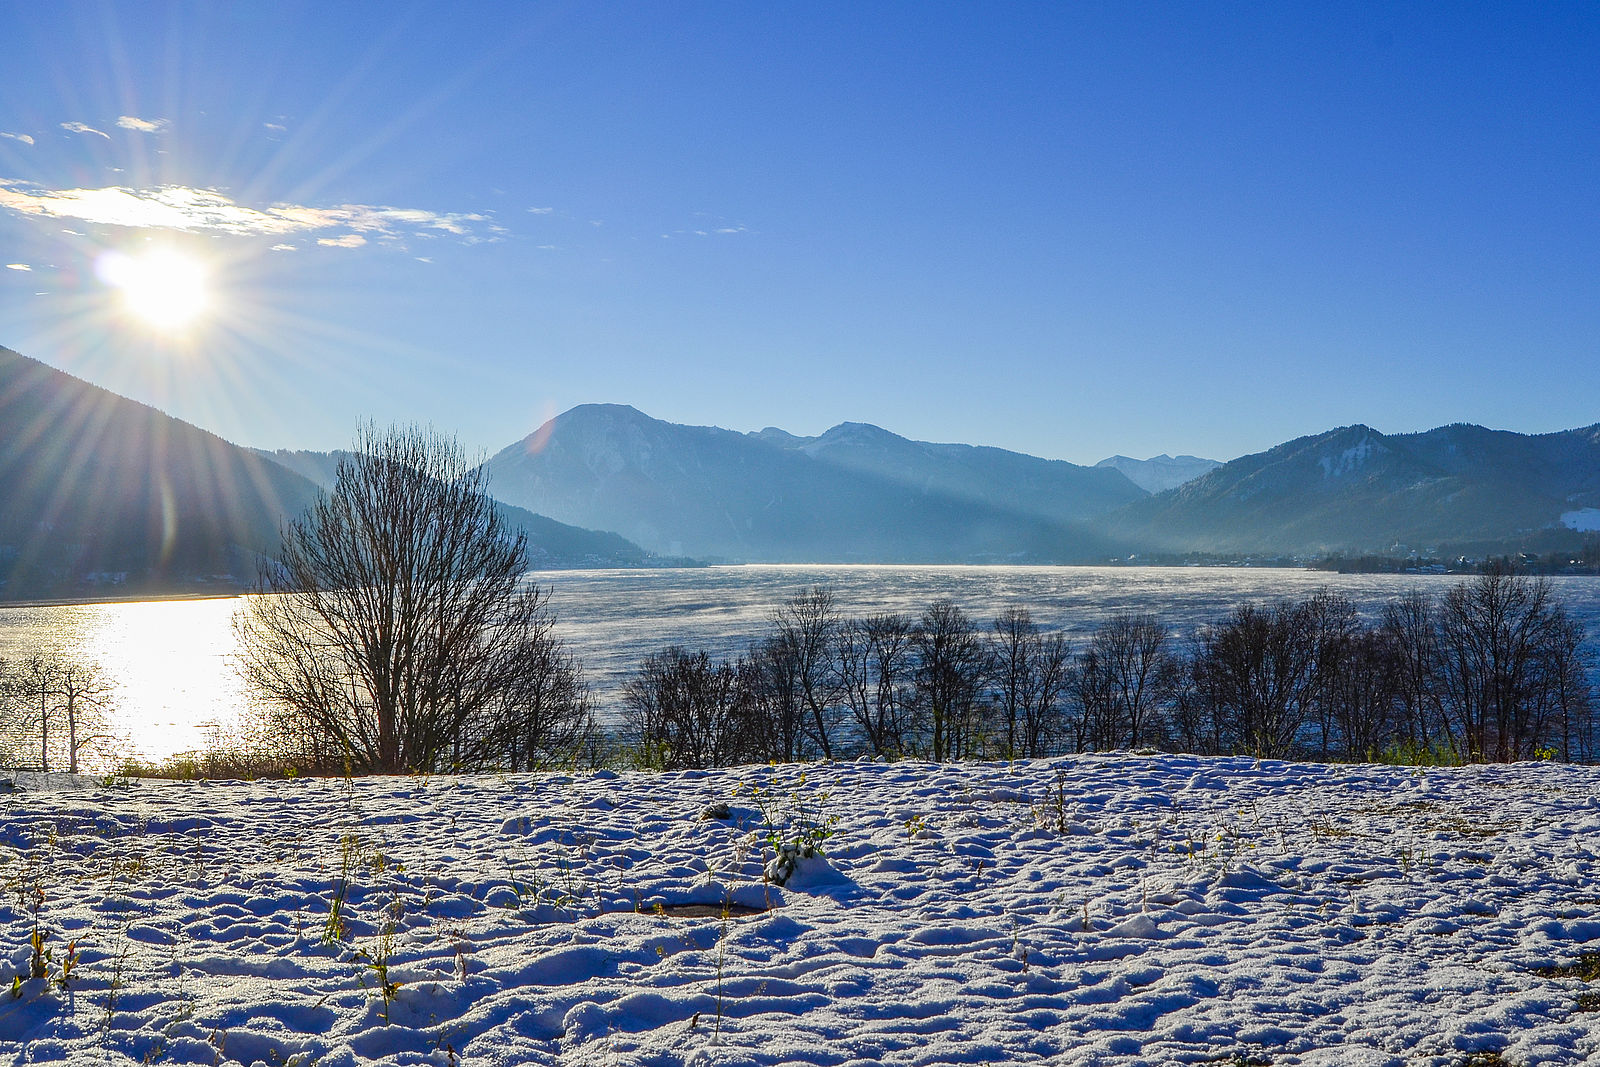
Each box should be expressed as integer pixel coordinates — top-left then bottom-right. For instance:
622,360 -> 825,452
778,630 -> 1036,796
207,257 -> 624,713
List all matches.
1093,453 -> 1221,493
4,754 -> 1599,1065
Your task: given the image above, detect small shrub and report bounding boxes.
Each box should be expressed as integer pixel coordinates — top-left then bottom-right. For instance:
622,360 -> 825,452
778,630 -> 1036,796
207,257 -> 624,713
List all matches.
743,771 -> 839,887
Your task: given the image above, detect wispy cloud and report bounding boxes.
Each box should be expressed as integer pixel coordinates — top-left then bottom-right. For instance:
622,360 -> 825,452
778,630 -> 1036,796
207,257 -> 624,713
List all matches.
116,116 -> 169,133
270,243 -> 296,252
0,180 -> 501,247
528,207 -> 553,215
0,132 -> 33,146
660,222 -> 751,240
317,234 -> 366,248
5,263 -> 30,271
60,122 -> 110,139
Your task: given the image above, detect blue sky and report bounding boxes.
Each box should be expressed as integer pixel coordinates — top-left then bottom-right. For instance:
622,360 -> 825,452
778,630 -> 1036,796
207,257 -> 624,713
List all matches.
1,2 -> 1597,465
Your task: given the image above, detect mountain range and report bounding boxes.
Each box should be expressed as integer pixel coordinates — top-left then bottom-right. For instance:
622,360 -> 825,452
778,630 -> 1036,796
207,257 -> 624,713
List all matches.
0,346 -> 321,597
1102,421 -> 1600,558
482,405 -> 1144,562
0,347 -> 652,599
4,341 -> 1597,597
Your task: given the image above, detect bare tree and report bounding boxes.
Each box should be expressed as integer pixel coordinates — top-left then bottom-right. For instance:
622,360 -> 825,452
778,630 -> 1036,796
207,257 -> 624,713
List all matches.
1320,628 -> 1404,760
912,600 -> 987,761
1542,611 -> 1596,762
836,613 -> 917,758
14,656 -> 58,771
749,637 -> 810,763
51,662 -> 117,774
1190,600 -> 1322,758
466,587 -> 598,771
1381,589 -> 1446,757
1434,568 -> 1584,762
0,656 -> 118,773
622,647 -> 759,769
1073,613 -> 1178,751
989,607 -> 1072,758
989,607 -> 1036,760
235,424 -> 590,774
1299,592 -> 1363,760
765,586 -> 845,758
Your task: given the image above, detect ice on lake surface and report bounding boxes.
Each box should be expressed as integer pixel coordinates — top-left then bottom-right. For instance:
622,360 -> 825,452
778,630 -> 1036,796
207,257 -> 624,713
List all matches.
2,754 -> 1599,1064
4,565 -> 1600,763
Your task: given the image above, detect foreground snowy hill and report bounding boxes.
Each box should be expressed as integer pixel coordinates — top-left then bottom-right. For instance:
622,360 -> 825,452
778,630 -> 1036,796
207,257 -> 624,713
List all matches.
3,755 -> 1599,1065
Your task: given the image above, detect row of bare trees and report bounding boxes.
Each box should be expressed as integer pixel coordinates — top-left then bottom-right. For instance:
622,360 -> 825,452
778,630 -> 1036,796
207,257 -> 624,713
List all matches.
0,656 -> 117,773
622,586 -> 1175,768
623,572 -> 1597,768
1176,573 -> 1595,762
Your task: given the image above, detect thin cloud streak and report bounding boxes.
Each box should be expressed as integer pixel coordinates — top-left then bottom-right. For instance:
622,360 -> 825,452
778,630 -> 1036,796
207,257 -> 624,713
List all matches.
0,180 -> 500,245
0,132 -> 33,145
116,116 -> 169,133
60,122 -> 109,139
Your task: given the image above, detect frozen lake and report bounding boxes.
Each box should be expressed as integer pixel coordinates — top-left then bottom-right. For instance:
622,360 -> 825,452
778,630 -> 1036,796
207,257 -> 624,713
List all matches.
4,565 -> 1600,763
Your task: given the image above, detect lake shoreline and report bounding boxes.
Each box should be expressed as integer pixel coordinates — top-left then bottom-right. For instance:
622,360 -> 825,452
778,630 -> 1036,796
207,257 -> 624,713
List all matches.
0,590 -> 244,610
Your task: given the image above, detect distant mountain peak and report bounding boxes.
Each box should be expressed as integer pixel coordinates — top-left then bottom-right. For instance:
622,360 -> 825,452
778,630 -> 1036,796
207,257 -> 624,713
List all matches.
1094,453 -> 1221,494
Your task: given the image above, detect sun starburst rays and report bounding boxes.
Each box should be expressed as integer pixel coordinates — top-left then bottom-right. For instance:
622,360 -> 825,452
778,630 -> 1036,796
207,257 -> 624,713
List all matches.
97,246 -> 213,332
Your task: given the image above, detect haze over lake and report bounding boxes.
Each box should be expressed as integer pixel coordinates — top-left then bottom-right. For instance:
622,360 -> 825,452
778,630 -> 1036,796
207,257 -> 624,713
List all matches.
6,565 -> 1600,766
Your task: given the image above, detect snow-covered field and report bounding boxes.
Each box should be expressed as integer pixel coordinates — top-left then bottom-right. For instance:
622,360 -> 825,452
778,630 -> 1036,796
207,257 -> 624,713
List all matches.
3,754 -> 1600,1066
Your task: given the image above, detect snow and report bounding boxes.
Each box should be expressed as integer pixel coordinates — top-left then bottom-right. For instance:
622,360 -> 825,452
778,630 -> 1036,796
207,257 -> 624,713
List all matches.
3,754 -> 1600,1065
1318,437 -> 1378,479
1560,508 -> 1600,532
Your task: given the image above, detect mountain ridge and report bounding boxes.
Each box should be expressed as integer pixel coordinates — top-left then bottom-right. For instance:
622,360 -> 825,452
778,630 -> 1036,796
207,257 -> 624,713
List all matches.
1096,420 -> 1600,557
252,446 -> 659,567
0,345 -> 322,598
6,345 -> 1595,579
483,404 -> 1139,563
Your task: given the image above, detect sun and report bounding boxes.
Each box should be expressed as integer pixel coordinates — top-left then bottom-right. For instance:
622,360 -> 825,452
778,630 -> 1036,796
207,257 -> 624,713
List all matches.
98,247 -> 213,331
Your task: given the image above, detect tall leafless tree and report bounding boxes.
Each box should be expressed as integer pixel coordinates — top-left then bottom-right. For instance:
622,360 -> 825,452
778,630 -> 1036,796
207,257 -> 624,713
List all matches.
1319,628 -> 1404,760
836,613 -> 917,758
1381,589 -> 1446,757
1073,613 -> 1179,752
912,599 -> 987,761
1190,600 -> 1323,758
989,607 -> 1072,758
0,656 -> 118,773
235,425 -> 591,774
765,585 -> 844,758
989,607 -> 1036,760
50,661 -> 117,774
1434,568 -> 1584,762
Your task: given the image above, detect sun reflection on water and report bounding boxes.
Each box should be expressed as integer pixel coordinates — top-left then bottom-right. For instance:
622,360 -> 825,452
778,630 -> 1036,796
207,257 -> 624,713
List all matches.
83,598 -> 253,763
0,596 -> 251,765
